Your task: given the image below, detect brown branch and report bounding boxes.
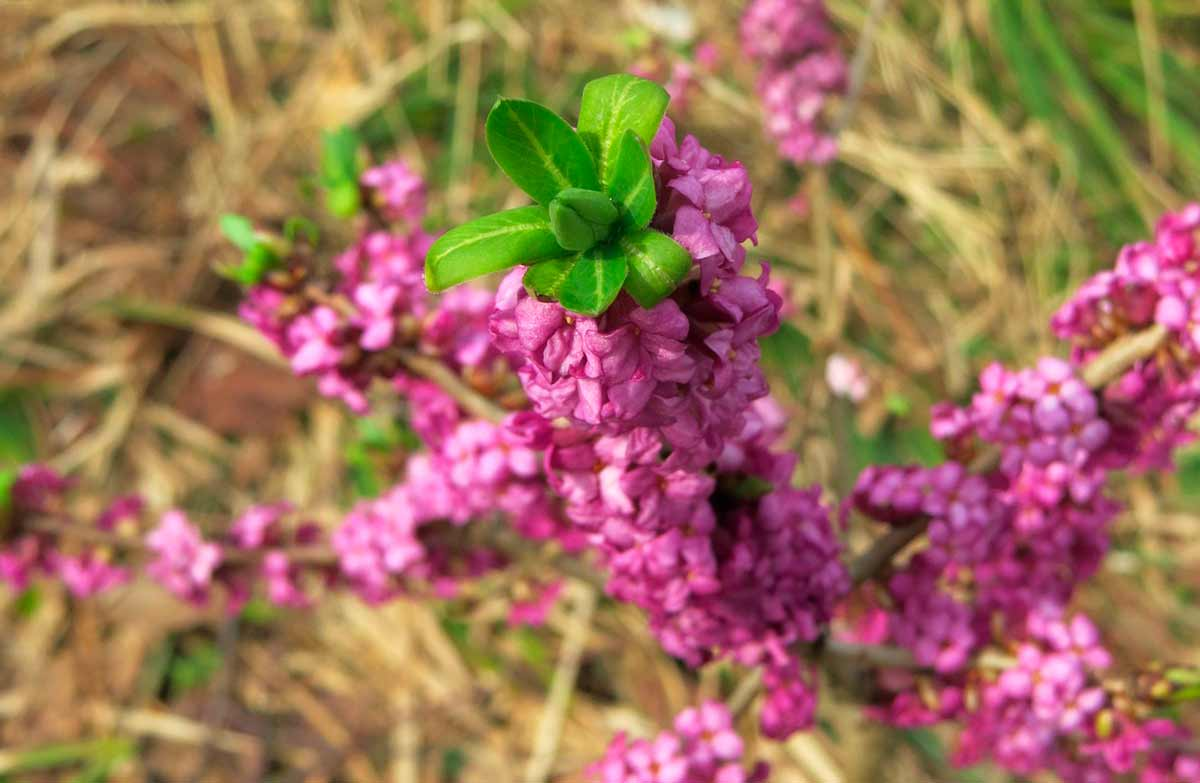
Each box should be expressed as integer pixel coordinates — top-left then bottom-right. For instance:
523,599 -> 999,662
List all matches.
822,640 -> 1015,671
1080,322 -> 1167,389
848,518 -> 928,585
397,349 -> 506,424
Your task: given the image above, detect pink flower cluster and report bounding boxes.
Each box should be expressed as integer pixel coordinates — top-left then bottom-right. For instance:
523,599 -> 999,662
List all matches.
361,160 -> 426,225
959,611 -> 1198,783
0,465 -> 135,597
490,119 -> 776,468
740,0 -> 846,165
145,510 -> 223,605
488,119 -> 848,739
850,352 -> 1125,674
332,388 -> 580,604
143,503 -> 334,610
847,205 -> 1200,780
1052,203 -> 1200,471
538,400 -> 846,738
228,502 -> 327,608
590,701 -> 769,783
240,163 -> 503,413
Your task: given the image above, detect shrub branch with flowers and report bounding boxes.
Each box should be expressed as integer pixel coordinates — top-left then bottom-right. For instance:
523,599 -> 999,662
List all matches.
4,4 -> 1200,781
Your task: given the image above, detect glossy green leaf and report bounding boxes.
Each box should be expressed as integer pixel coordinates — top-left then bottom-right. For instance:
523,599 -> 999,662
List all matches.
559,245 -> 628,316
577,74 -> 669,185
486,98 -> 600,204
617,229 -> 691,308
425,206 -> 566,291
523,256 -> 578,300
606,130 -> 656,229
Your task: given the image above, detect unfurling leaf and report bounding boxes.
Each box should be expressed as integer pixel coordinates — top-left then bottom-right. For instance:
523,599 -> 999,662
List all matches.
618,229 -> 692,309
425,206 -> 566,291
523,256 -> 578,300
548,188 -> 619,251
486,98 -> 600,205
559,244 -> 629,316
577,74 -> 670,185
606,130 -> 656,230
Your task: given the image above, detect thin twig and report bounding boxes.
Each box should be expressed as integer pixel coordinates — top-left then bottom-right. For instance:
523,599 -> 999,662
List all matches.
848,517 -> 928,585
727,667 -> 764,719
102,298 -> 508,423
823,640 -> 1015,671
397,349 -> 506,423
1079,323 -> 1167,389
831,0 -> 891,137
523,582 -> 596,783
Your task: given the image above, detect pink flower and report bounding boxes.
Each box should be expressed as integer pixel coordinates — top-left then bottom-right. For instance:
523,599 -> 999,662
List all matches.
741,0 -> 846,165
145,511 -> 223,605
674,701 -> 744,764
825,353 -> 869,401
53,553 -> 129,598
361,160 -> 426,224
508,580 -> 563,627
229,502 -> 292,549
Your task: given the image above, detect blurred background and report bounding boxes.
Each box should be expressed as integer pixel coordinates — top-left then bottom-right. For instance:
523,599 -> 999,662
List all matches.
1,0 -> 1199,780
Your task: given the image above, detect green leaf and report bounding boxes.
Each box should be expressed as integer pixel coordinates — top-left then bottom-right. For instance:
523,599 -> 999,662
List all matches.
485,98 -> 600,204
617,229 -> 691,308
326,181 -> 361,219
523,256 -> 578,299
219,214 -> 258,251
425,206 -> 566,291
577,74 -> 670,185
320,126 -> 363,218
606,130 -> 656,229
320,126 -> 361,187
549,190 -> 618,252
559,245 -> 628,316
0,466 -> 16,515
555,188 -> 619,225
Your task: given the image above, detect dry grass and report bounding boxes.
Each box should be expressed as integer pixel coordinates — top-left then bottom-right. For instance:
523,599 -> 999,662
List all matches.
1,1 -> 1198,781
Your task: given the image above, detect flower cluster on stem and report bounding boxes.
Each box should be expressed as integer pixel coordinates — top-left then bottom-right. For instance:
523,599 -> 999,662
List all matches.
843,203 -> 1200,781
740,0 -> 846,165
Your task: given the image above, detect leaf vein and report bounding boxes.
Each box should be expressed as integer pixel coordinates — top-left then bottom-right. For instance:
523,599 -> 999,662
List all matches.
435,222 -> 549,257
508,105 -> 571,190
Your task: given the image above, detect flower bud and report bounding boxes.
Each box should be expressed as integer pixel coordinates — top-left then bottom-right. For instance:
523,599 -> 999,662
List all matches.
548,188 -> 619,252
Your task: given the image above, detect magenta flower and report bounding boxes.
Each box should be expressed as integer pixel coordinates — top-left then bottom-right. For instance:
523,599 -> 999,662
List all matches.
145,511 -> 223,605
361,159 -> 426,225
53,553 -> 129,598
